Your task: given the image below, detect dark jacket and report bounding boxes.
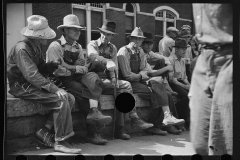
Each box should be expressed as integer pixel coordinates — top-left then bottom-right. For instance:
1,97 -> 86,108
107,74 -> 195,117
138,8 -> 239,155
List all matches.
7,38 -> 59,93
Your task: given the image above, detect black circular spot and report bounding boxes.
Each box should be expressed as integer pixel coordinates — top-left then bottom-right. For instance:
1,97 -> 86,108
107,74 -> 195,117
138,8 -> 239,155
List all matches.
115,92 -> 135,113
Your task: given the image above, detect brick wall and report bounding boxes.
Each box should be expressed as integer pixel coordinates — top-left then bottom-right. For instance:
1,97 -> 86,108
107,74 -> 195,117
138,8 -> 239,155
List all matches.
106,9 -> 126,50
32,3 -> 72,55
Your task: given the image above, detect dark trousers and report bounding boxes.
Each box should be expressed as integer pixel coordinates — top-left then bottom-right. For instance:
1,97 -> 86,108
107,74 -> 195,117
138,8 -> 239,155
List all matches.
169,81 -> 190,127
9,82 -> 75,142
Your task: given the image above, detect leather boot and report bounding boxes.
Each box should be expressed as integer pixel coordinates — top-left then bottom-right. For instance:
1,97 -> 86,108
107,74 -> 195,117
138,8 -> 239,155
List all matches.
54,136 -> 81,154
145,126 -> 168,136
35,127 -> 55,147
161,125 -> 182,135
87,133 -> 108,145
131,118 -> 154,130
86,108 -> 112,125
114,125 -> 130,140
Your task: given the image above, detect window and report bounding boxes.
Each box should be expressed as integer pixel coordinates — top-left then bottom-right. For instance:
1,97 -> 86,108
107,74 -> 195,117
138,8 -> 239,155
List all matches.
155,9 -> 177,37
124,3 -> 136,45
72,3 -> 106,49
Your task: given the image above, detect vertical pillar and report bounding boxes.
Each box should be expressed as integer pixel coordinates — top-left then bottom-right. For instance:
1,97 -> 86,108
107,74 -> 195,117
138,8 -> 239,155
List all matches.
163,11 -> 166,37
86,3 -> 91,43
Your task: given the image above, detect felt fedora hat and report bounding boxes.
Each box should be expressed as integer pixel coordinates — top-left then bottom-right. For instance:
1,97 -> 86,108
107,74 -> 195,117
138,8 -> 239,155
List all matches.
173,38 -> 188,48
21,15 -> 56,39
57,14 -> 85,33
98,19 -> 117,34
143,32 -> 155,43
128,27 -> 146,38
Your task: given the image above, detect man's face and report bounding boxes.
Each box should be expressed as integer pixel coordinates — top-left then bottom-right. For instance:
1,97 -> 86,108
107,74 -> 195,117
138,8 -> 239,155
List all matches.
142,42 -> 153,53
176,47 -> 187,58
100,31 -> 114,44
130,37 -> 144,48
65,27 -> 81,41
169,32 -> 177,39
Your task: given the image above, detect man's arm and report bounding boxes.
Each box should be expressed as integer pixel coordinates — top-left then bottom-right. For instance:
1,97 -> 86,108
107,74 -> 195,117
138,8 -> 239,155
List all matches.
117,48 -> 142,82
14,48 -> 59,93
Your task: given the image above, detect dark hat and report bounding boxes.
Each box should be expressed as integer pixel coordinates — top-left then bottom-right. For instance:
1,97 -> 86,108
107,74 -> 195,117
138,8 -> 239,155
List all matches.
98,19 -> 117,34
128,27 -> 146,38
166,27 -> 179,33
143,32 -> 155,43
180,29 -> 192,38
173,38 -> 188,49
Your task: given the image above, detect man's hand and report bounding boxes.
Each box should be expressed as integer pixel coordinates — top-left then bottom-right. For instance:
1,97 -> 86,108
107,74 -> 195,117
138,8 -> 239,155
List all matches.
55,89 -> 68,101
106,60 -> 117,72
183,84 -> 190,90
111,77 -> 119,88
76,65 -> 88,74
141,73 -> 149,80
74,59 -> 86,66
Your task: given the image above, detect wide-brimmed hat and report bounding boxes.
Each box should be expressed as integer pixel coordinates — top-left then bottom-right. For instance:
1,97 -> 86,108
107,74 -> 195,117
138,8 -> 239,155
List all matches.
173,38 -> 188,48
181,25 -> 191,30
143,32 -> 155,43
128,27 -> 146,38
180,29 -> 192,38
21,15 -> 56,39
98,19 -> 117,34
166,27 -> 179,33
57,14 -> 85,33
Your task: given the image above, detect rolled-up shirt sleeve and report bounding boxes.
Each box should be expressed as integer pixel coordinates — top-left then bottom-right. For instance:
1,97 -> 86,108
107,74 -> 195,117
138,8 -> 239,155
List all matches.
117,48 -> 141,82
14,49 -> 59,93
46,42 -> 72,76
149,51 -> 171,65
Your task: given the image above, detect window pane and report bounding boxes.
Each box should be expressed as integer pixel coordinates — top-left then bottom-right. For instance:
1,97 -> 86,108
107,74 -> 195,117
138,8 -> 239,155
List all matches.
125,16 -> 133,32
155,20 -> 163,36
91,11 -> 103,30
167,21 -> 174,28
77,30 -> 87,49
156,11 -> 163,17
91,30 -> 101,41
166,11 -> 175,19
73,8 -> 86,26
126,3 -> 133,13
125,33 -> 130,45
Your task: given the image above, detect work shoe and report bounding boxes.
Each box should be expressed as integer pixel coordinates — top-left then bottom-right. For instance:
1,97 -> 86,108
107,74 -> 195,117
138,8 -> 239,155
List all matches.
86,108 -> 112,125
114,126 -> 130,140
175,123 -> 187,132
35,127 -> 55,147
131,118 -> 154,130
161,125 -> 182,135
162,111 -> 185,126
54,139 -> 81,154
145,126 -> 168,136
87,133 -> 108,145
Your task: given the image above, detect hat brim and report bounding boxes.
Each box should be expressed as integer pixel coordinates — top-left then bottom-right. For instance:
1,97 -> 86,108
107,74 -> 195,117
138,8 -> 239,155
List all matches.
57,25 -> 85,33
127,35 -> 146,39
173,46 -> 187,49
21,26 -> 56,39
98,28 -> 117,34
181,35 -> 192,38
143,39 -> 155,43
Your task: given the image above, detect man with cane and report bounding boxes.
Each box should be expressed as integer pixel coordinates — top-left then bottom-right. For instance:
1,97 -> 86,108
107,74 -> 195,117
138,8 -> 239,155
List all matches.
87,19 -> 153,140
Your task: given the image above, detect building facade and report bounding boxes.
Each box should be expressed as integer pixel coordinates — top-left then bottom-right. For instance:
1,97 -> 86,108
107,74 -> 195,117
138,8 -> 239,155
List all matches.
6,3 -> 193,56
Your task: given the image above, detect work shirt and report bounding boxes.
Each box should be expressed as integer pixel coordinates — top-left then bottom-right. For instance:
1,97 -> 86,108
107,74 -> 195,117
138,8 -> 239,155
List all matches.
7,38 -> 59,93
171,45 -> 192,64
87,38 -> 118,78
168,53 -> 188,81
158,35 -> 175,57
192,4 -> 232,44
117,44 -> 149,82
46,35 -> 84,77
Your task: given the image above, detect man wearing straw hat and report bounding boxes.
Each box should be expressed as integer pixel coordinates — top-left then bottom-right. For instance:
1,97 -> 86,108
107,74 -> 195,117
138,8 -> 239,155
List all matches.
117,27 -> 185,136
7,15 -> 81,154
87,19 -> 153,140
46,14 -> 112,145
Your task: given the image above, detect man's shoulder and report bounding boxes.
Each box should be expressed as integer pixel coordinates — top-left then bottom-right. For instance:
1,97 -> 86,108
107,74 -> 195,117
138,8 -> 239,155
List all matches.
117,46 -> 128,55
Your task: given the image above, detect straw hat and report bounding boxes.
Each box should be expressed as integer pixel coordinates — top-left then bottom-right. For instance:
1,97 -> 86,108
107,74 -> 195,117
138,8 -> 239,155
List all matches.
166,27 -> 179,33
98,19 -> 117,34
127,27 -> 146,38
21,15 -> 56,39
57,14 -> 85,33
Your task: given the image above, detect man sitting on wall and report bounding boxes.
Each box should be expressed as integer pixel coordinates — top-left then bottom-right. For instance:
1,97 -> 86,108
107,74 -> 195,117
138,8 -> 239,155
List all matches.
87,19 -> 154,140
168,38 -> 191,130
117,27 -> 185,136
7,15 -> 81,154
46,14 -> 112,145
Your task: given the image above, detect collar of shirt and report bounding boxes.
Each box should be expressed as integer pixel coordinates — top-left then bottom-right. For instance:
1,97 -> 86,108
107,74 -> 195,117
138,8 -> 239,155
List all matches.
96,38 -> 111,48
126,44 -> 140,54
59,35 -> 79,48
26,38 -> 39,53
